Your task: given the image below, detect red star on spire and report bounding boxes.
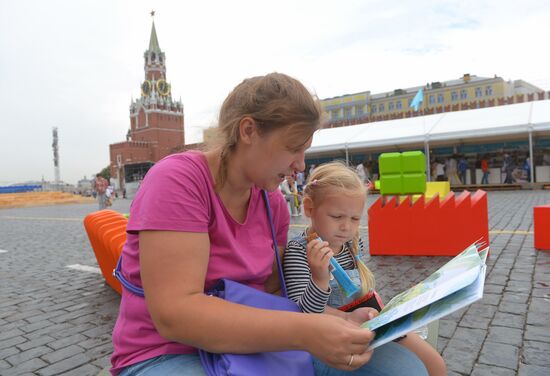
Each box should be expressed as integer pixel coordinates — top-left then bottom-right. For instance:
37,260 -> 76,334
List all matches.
150,10 -> 155,17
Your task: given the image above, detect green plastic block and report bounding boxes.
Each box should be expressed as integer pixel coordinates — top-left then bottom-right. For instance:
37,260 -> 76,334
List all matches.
403,173 -> 426,194
379,151 -> 426,195
402,151 -> 425,173
379,153 -> 402,174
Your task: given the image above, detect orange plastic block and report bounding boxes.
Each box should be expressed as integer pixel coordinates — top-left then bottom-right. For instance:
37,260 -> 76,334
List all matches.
83,210 -> 128,294
368,190 -> 489,256
534,205 -> 550,251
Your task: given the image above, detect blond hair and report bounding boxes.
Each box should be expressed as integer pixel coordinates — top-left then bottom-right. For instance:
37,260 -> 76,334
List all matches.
304,161 -> 375,293
208,73 -> 322,189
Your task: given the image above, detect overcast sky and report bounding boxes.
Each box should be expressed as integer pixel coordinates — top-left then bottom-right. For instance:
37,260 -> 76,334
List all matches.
1,0 -> 550,185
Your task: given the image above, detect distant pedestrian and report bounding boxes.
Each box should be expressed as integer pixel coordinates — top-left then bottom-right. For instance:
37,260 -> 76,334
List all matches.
458,157 -> 468,185
93,174 -> 109,210
480,156 -> 490,184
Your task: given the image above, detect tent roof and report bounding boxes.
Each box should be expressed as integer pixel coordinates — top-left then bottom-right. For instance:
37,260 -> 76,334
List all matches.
307,100 -> 550,155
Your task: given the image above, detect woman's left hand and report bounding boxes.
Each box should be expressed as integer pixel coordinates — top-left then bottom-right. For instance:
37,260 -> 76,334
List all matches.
346,307 -> 379,326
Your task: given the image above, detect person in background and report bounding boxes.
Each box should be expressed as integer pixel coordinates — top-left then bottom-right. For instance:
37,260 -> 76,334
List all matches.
480,156 -> 490,184
93,173 -> 109,210
435,160 -> 446,181
457,156 -> 468,185
281,174 -> 303,216
296,170 -> 305,193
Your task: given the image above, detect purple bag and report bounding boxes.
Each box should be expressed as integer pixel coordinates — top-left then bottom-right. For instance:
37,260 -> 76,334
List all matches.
198,190 -> 314,376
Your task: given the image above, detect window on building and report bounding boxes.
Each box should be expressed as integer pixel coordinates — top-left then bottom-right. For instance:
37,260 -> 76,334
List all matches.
356,106 -> 364,117
379,103 -> 385,112
437,93 -> 444,103
475,87 -> 482,97
396,101 -> 402,110
345,107 -> 352,119
460,89 -> 468,100
331,110 -> 339,120
388,102 -> 395,111
371,105 -> 377,114
485,85 -> 493,96
451,91 -> 458,101
429,95 -> 435,105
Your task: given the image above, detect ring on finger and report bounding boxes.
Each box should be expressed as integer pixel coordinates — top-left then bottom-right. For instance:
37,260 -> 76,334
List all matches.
347,354 -> 354,367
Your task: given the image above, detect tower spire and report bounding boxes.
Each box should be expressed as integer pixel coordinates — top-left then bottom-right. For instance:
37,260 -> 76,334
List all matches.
149,11 -> 161,53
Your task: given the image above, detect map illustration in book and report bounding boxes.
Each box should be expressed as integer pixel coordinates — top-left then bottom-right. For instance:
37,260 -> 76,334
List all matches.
362,243 -> 488,350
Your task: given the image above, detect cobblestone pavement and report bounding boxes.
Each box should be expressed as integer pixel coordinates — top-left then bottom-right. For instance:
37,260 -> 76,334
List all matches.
1,191 -> 549,375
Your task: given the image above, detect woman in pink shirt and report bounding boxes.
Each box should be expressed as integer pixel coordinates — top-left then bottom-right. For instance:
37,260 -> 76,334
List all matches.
111,73 -> 428,376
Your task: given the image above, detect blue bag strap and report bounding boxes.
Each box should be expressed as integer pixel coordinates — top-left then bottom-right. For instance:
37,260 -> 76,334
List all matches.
114,253 -> 145,297
115,189 -> 288,299
261,189 -> 289,298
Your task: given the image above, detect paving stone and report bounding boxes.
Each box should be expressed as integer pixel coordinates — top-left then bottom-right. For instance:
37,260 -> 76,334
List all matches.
493,311 -> 525,329
471,363 -> 517,376
467,303 -> 498,319
35,353 -> 91,376
8,357 -> 49,375
522,340 -> 550,367
500,292 -> 529,304
438,319 -> 457,338
459,314 -> 491,330
499,300 -> 528,315
478,341 -> 519,370
480,293 -> 501,305
16,335 -> 56,351
486,326 -> 523,346
48,333 -> 89,351
5,345 -> 53,367
518,362 -> 550,376
58,363 -> 101,376
524,325 -> 550,342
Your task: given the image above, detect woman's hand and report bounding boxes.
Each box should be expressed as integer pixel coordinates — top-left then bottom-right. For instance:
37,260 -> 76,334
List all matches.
346,307 -> 379,326
306,239 -> 333,290
301,313 -> 374,371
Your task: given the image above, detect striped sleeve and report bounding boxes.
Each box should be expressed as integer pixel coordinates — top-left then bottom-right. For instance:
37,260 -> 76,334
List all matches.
283,239 -> 331,314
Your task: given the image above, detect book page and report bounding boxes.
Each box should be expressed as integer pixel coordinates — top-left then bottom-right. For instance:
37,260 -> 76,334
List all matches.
366,264 -> 486,350
362,243 -> 487,332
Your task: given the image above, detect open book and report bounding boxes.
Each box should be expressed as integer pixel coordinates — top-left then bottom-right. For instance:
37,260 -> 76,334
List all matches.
362,243 -> 488,350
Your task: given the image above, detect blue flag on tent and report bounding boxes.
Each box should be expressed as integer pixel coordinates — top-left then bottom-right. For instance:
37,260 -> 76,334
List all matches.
410,88 -> 424,111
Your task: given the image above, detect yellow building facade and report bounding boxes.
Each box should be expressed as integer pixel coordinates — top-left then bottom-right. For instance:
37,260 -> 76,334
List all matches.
321,74 -> 544,127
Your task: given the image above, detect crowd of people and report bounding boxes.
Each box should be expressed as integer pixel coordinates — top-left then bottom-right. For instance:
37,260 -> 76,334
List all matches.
430,153 -> 534,185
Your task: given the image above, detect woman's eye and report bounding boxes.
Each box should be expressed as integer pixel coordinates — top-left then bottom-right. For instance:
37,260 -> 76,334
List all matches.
330,215 -> 341,219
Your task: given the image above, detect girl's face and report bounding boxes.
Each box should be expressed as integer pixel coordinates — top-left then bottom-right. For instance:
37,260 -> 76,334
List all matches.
305,192 -> 365,252
244,125 -> 312,192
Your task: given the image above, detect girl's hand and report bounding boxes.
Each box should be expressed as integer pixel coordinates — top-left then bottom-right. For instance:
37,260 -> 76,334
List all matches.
302,313 -> 374,371
306,239 -> 333,290
346,307 -> 379,326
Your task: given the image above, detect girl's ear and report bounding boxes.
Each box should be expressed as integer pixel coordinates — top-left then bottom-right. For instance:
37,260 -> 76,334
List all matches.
303,197 -> 314,218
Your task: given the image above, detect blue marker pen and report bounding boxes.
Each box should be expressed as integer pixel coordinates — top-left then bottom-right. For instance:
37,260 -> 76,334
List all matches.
312,235 -> 361,298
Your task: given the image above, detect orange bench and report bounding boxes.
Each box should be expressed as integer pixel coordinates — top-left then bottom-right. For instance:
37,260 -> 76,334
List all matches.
534,205 -> 550,251
83,210 -> 128,294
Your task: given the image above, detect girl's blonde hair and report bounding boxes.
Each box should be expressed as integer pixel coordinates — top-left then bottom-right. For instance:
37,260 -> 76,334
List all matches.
208,72 -> 322,189
304,161 -> 375,293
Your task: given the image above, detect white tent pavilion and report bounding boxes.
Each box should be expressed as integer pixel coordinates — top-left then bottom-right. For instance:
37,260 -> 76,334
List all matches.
307,100 -> 550,182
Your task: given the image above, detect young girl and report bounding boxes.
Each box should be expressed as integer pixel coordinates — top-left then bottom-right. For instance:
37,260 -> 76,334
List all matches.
283,161 -> 446,376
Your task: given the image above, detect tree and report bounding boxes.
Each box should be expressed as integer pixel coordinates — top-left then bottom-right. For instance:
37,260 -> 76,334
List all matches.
98,166 -> 111,181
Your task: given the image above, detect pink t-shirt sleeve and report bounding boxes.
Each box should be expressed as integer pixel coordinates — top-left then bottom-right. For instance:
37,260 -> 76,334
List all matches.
127,153 -> 211,234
